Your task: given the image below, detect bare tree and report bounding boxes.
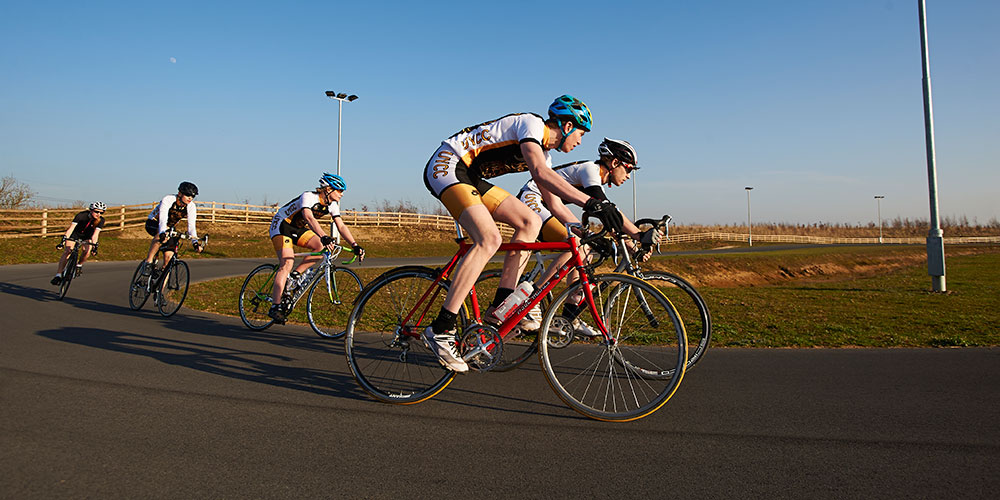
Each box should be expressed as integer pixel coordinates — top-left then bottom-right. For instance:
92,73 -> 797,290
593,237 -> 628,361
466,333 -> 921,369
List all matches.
0,175 -> 34,209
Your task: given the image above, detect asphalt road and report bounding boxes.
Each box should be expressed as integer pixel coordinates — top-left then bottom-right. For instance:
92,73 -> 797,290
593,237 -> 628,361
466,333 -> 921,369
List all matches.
2,257 -> 998,498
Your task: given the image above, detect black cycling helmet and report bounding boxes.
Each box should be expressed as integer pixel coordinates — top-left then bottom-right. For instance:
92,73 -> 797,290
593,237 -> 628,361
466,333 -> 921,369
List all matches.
598,138 -> 639,169
178,181 -> 199,197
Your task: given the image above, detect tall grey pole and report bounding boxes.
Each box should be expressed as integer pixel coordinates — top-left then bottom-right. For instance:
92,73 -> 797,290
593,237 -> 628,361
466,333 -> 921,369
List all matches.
337,99 -> 343,176
632,170 -> 637,220
745,186 -> 753,247
875,195 -> 885,243
918,0 -> 946,291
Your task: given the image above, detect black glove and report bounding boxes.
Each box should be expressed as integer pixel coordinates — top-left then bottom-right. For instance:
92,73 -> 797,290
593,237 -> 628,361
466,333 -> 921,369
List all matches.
320,235 -> 335,246
90,243 -> 99,256
353,245 -> 365,261
639,228 -> 660,247
56,238 -> 65,250
158,232 -> 167,243
192,240 -> 202,251
583,198 -> 624,233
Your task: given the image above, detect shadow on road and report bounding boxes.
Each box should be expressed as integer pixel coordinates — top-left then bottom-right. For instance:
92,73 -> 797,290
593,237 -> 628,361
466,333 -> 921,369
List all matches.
37,325 -> 370,401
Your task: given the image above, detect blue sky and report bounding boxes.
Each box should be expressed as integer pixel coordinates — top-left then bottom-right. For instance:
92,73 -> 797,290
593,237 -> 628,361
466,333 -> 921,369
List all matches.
1,0 -> 997,226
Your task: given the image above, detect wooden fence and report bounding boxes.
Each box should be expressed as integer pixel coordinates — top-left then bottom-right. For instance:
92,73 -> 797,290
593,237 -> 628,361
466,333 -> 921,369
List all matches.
2,202 -> 998,245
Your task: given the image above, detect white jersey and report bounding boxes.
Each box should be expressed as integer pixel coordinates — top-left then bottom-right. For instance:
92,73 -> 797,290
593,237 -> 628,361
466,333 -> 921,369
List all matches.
269,191 -> 339,237
440,113 -> 552,179
520,160 -> 603,199
147,195 -> 198,238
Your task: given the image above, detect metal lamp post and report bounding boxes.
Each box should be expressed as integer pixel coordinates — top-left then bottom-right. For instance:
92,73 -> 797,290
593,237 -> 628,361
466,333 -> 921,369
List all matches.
745,186 -> 753,247
875,195 -> 885,243
917,0 -> 946,292
324,90 -> 359,176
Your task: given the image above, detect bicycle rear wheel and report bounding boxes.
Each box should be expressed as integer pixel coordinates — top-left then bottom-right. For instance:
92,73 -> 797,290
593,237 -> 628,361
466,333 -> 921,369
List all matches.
128,261 -> 151,310
157,260 -> 190,317
639,271 -> 711,373
239,264 -> 277,330
58,251 -> 77,300
307,267 -> 363,339
538,273 -> 687,422
345,266 -> 462,404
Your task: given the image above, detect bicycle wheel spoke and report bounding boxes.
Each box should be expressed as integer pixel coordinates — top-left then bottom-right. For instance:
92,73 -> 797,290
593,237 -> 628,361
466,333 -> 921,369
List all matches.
239,264 -> 277,330
308,268 -> 362,339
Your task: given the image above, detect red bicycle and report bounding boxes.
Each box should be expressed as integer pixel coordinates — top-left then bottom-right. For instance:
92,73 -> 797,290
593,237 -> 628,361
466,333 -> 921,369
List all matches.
344,221 -> 687,421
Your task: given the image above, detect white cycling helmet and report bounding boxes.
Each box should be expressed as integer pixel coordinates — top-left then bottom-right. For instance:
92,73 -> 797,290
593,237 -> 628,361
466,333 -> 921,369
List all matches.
89,201 -> 107,211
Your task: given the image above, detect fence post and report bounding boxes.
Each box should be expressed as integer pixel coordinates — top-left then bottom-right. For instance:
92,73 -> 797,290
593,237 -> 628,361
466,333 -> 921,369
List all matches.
42,209 -> 48,237
120,205 -> 125,229
212,201 -> 216,223
245,204 -> 249,223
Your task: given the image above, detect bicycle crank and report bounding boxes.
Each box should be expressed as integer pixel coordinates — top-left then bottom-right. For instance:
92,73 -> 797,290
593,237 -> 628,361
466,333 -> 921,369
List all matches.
459,323 -> 503,372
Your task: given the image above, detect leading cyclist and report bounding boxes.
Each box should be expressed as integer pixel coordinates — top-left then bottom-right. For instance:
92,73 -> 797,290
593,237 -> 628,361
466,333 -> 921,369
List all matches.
421,95 -> 624,372
50,201 -> 107,285
140,181 -> 203,276
266,173 -> 365,324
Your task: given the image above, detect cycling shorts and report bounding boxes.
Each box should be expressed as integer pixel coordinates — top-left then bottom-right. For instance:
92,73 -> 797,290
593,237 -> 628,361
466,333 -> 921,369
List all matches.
270,220 -> 317,252
423,143 -> 511,219
518,189 -> 568,242
146,219 -> 181,252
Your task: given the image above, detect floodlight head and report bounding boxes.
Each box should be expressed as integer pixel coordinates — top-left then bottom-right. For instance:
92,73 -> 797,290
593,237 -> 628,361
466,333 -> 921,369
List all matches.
347,95 -> 359,102
336,93 -> 348,99
325,90 -> 335,97
745,186 -> 753,191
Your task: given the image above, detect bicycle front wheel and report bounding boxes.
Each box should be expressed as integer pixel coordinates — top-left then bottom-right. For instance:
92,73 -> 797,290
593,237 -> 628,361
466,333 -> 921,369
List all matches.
307,267 -> 363,339
128,261 -> 150,310
239,264 -> 277,330
538,273 -> 687,422
640,271 -> 711,373
58,251 -> 77,300
157,260 -> 190,317
345,266 -> 461,404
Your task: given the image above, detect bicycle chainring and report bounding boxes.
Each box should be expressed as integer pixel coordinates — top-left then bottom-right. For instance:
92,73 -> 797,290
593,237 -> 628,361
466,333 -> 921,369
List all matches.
545,316 -> 574,349
459,323 -> 503,372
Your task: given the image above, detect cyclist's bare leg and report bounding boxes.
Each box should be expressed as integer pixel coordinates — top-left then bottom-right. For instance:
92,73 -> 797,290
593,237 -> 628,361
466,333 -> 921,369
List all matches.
55,241 -> 75,275
295,235 -> 325,274
491,196 -> 542,290
440,204 -> 503,314
272,246 -> 297,304
79,242 -> 94,264
144,237 -> 162,264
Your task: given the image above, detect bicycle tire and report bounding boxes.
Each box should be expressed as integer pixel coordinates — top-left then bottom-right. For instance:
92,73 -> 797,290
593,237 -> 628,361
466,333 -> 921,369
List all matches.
128,261 -> 151,310
157,260 -> 189,317
538,273 -> 687,422
58,251 -> 77,300
473,268 -> 547,372
307,266 -> 363,339
345,266 -> 463,404
638,271 -> 712,373
239,264 -> 277,330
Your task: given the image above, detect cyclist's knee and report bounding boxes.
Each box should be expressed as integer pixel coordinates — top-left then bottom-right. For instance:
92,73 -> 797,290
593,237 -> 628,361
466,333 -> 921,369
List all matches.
474,230 -> 503,253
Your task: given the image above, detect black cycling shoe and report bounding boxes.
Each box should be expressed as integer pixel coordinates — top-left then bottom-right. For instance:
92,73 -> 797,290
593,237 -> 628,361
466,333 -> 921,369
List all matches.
268,305 -> 287,325
50,275 -> 62,286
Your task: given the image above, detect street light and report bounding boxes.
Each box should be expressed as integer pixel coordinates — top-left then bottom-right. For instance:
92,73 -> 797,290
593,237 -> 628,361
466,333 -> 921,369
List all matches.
874,195 -> 885,243
324,90 -> 359,176
745,186 -> 753,247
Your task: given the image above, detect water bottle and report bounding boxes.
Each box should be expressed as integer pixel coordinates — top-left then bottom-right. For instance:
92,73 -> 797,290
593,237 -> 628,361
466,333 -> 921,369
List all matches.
492,281 -> 534,322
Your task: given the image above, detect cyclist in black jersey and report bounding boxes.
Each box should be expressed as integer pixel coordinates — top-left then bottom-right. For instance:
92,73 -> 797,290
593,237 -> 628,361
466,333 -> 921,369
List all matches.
50,201 -> 107,286
140,181 -> 203,276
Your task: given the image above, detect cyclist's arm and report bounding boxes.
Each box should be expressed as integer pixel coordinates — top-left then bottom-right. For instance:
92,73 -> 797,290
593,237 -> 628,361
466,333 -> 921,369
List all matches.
521,142 -> 589,207
157,197 -> 171,235
333,217 -> 359,248
539,188 -> 579,226
90,228 -> 102,245
62,222 -> 77,240
621,215 -> 641,240
186,202 -> 198,239
301,208 -> 330,242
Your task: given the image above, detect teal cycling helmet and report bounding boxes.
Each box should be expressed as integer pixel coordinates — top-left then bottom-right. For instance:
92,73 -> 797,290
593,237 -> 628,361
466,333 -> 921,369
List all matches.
548,95 -> 593,132
319,172 -> 347,191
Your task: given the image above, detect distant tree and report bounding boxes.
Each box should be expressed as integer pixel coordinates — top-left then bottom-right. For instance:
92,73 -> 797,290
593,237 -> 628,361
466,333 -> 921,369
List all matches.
0,175 -> 34,209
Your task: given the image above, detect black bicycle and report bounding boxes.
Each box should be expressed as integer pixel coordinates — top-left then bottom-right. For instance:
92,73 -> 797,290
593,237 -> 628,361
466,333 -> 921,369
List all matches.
128,230 -> 208,317
55,237 -> 93,300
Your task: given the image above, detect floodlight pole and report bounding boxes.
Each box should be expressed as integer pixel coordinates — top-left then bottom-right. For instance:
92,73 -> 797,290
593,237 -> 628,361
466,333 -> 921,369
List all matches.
875,196 -> 885,243
745,186 -> 753,247
918,0 -> 946,292
325,91 -> 359,176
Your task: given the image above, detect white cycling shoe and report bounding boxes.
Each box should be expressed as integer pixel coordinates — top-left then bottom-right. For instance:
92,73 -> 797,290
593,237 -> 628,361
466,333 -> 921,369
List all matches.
422,327 -> 469,373
517,303 -> 543,331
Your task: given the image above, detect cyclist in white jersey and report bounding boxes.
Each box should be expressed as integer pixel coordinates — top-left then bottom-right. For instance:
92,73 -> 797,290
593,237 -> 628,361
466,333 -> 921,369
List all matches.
266,173 -> 365,324
516,138 -> 661,332
140,181 -> 202,276
420,95 -> 625,372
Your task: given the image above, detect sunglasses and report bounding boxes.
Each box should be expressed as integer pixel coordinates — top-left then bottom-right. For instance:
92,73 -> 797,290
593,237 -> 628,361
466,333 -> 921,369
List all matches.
92,210 -> 105,214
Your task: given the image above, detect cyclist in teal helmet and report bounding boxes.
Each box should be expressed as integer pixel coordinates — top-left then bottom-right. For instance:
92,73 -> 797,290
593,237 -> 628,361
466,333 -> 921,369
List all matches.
266,172 -> 364,324
420,94 -> 624,372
